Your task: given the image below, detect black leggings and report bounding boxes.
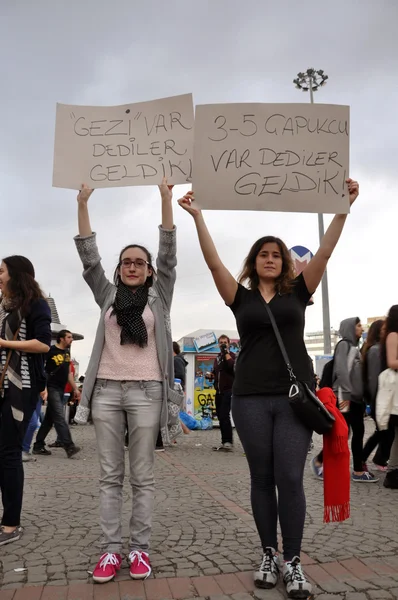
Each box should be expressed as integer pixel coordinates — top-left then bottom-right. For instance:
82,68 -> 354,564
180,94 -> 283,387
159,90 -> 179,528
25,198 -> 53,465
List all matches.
317,401 -> 365,472
232,394 -> 312,561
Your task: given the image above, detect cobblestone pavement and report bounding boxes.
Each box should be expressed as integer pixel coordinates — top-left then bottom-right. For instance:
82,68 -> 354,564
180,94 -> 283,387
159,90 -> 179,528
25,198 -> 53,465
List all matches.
1,419 -> 398,599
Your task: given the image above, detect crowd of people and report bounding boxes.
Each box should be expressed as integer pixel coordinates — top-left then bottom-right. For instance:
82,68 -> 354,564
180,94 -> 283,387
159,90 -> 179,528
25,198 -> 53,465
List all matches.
1,176 -> 398,600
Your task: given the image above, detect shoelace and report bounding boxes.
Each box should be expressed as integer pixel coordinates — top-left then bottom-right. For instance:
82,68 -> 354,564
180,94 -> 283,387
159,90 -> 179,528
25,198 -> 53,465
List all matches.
99,553 -> 120,569
129,551 -> 150,571
290,559 -> 306,583
260,549 -> 276,573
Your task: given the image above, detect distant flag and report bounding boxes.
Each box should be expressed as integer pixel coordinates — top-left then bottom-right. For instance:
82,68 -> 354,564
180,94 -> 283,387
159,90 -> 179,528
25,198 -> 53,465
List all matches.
289,245 -> 314,306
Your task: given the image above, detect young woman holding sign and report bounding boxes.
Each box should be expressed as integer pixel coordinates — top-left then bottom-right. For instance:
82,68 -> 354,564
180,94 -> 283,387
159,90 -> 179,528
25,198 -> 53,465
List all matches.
74,178 -> 178,583
178,179 -> 359,599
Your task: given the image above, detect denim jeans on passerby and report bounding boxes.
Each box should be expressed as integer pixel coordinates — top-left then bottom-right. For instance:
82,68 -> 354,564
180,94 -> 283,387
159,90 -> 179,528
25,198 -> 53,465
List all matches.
22,397 -> 42,453
33,387 -> 74,450
91,379 -> 163,554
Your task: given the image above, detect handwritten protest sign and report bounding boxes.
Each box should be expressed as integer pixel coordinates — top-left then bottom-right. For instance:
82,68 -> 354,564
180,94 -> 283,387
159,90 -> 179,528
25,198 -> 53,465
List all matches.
53,94 -> 194,189
192,103 -> 350,213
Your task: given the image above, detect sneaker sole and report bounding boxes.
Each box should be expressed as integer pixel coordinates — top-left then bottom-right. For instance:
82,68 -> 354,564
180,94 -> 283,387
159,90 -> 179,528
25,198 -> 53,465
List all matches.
286,589 -> 313,599
352,479 -> 379,483
254,577 -> 278,589
92,574 -> 117,583
0,533 -> 21,546
130,569 -> 151,580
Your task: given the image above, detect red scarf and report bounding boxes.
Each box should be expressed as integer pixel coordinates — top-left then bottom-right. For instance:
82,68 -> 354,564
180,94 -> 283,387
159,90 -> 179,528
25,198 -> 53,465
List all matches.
317,388 -> 350,523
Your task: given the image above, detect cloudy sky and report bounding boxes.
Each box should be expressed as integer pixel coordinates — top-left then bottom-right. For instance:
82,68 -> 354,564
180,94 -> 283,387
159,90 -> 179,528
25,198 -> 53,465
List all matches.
1,0 -> 397,373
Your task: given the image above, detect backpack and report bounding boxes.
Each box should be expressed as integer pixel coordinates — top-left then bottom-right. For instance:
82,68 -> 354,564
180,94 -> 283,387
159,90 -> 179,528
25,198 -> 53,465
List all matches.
319,340 -> 346,389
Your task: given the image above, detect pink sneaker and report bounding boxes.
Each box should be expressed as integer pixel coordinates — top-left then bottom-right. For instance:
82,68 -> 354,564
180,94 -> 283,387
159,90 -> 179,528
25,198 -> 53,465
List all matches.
129,550 -> 152,579
92,552 -> 122,583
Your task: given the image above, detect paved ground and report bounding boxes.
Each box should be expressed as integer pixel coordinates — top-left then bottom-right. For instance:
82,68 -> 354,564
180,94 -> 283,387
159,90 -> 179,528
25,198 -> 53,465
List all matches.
1,419 -> 398,599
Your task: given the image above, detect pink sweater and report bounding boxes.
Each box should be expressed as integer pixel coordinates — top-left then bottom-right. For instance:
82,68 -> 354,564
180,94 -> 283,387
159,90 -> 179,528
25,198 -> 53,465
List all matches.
97,305 -> 162,381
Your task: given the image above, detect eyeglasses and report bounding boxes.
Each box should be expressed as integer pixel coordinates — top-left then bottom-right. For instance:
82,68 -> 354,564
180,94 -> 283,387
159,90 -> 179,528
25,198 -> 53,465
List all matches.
120,258 -> 150,269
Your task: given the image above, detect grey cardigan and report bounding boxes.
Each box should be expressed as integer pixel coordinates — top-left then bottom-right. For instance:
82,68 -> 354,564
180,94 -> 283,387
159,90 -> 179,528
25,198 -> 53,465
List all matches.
74,226 -> 177,444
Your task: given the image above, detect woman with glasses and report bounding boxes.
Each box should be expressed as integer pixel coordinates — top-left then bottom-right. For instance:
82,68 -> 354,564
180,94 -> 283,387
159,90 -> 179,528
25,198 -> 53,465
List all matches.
74,179 -> 176,584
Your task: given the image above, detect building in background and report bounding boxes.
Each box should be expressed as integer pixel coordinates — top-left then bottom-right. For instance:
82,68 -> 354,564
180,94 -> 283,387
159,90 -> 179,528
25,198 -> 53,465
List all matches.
305,329 -> 340,356
177,329 -> 239,424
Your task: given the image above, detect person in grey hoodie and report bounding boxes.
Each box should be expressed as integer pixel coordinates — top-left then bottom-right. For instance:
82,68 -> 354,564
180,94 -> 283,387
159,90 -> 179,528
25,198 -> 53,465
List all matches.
333,317 -> 378,482
312,317 -> 378,483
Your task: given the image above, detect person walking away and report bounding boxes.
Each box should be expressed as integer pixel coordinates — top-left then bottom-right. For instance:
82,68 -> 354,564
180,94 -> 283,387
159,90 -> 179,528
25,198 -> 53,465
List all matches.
178,179 -> 359,598
362,320 -> 394,470
212,335 -> 235,452
74,179 -> 177,583
49,359 -> 77,447
0,255 -> 51,546
378,306 -> 398,489
33,330 -> 81,458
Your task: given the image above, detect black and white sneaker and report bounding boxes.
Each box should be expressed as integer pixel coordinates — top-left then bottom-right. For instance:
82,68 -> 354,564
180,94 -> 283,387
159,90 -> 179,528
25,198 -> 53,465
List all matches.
0,526 -> 23,547
282,556 -> 312,599
254,547 -> 279,589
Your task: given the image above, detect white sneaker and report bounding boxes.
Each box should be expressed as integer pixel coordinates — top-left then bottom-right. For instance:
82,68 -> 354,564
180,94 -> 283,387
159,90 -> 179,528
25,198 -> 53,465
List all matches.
254,547 -> 279,589
282,556 -> 312,599
22,452 -> 36,462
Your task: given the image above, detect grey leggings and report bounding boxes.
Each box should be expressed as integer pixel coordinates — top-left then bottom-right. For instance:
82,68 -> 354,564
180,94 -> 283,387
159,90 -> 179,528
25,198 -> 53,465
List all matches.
232,394 -> 312,561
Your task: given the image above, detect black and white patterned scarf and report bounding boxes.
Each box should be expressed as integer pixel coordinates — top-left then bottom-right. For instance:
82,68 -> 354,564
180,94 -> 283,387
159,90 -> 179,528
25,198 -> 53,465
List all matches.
112,283 -> 149,347
0,299 -> 23,424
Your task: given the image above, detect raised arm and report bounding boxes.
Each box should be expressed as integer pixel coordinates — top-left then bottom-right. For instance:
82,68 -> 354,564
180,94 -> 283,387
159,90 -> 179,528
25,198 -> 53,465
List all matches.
75,185 -> 113,308
155,178 -> 177,309
178,191 -> 238,306
303,179 -> 359,294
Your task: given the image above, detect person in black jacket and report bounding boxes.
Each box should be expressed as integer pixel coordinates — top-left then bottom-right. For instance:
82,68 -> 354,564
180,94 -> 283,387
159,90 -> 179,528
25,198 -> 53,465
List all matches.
173,341 -> 188,390
0,255 -> 51,547
212,335 -> 235,452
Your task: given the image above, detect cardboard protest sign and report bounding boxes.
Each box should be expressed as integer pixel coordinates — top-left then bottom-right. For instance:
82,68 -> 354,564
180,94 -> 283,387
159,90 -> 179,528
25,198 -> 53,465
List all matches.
53,94 -> 194,189
193,103 -> 350,213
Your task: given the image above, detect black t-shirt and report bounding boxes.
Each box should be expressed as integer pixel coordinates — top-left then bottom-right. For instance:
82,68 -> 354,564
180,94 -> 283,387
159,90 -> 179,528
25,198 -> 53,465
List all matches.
45,346 -> 71,390
230,274 -> 312,395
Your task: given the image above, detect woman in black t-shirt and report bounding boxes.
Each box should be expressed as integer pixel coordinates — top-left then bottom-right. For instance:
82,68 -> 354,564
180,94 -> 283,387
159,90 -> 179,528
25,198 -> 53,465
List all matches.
179,179 -> 359,599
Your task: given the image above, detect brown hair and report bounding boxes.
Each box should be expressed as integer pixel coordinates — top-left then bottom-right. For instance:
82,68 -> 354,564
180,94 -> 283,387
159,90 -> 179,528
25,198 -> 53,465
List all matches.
361,319 -> 384,357
2,255 -> 44,317
238,236 -> 295,294
113,244 -> 155,288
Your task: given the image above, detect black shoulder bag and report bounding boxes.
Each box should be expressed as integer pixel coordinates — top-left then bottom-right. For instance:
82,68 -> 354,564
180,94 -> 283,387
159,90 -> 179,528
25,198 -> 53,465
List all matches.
259,295 -> 335,435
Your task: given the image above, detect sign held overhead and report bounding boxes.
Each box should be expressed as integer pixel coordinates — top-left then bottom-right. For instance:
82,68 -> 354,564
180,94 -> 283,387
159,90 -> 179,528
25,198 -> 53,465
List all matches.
192,103 -> 350,214
53,94 -> 194,190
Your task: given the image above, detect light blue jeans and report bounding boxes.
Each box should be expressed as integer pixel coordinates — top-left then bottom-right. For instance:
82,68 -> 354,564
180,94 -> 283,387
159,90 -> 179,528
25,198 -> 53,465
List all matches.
22,398 -> 42,453
91,379 -> 162,554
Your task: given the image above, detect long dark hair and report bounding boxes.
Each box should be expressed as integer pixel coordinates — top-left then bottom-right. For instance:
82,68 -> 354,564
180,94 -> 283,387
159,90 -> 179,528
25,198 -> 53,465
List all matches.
238,236 -> 295,294
113,244 -> 155,288
2,255 -> 44,317
381,305 -> 398,370
361,319 -> 384,358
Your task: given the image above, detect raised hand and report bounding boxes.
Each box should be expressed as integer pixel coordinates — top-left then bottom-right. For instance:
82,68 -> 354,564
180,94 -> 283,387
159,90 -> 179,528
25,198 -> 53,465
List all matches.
178,191 -> 201,219
77,184 -> 94,204
346,179 -> 359,206
158,177 -> 174,203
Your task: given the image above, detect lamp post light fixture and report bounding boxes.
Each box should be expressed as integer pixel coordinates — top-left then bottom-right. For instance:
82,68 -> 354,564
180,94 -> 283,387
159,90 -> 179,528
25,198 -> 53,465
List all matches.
293,68 -> 332,355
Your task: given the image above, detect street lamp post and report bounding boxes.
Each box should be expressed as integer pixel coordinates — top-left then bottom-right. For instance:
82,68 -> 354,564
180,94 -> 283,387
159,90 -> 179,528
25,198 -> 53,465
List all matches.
293,68 -> 332,355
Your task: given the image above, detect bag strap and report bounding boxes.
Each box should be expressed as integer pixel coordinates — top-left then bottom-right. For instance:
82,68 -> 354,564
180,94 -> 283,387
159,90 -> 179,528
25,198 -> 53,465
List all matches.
257,293 -> 297,383
0,327 -> 21,390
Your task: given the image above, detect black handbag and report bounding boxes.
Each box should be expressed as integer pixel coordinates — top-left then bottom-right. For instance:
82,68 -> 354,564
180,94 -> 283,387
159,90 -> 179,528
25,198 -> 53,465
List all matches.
259,294 -> 335,435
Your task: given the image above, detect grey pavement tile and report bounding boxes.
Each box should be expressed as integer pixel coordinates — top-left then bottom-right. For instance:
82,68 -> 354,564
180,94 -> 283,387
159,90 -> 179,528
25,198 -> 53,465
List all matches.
2,422 -> 397,593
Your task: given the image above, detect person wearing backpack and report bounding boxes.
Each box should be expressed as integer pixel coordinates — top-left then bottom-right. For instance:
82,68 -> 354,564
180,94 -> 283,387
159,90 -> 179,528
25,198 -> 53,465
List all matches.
311,317 -> 378,483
